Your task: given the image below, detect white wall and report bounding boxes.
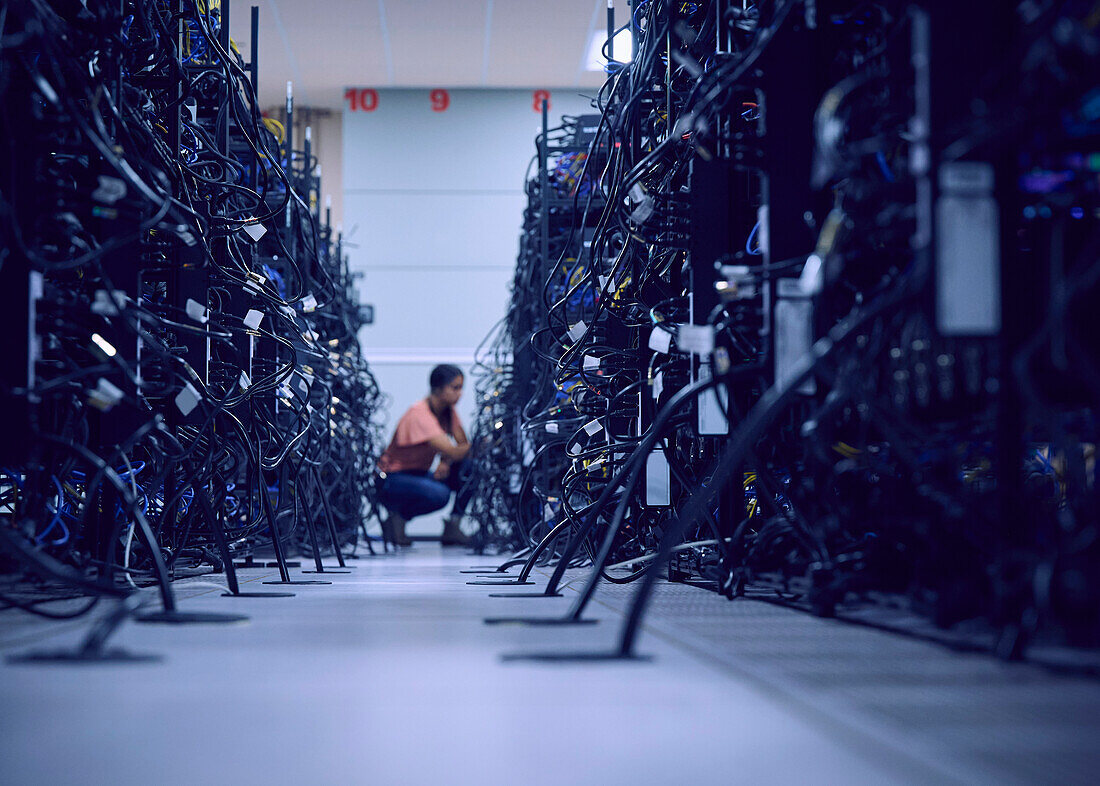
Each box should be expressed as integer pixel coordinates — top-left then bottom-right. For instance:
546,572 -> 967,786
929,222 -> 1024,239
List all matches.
344,88 -> 592,534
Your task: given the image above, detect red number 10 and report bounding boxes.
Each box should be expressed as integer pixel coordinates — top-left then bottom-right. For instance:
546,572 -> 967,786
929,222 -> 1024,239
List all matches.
344,88 -> 379,112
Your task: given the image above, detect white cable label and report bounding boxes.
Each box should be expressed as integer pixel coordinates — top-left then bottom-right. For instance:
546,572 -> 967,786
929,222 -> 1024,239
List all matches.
185,298 -> 208,324
174,382 -> 201,416
648,326 -> 673,354
677,324 -> 714,356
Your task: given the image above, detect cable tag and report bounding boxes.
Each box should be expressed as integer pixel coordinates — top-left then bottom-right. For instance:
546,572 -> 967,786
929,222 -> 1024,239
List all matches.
238,371 -> 251,391
87,378 -> 125,412
648,325 -> 673,354
677,324 -> 714,356
185,298 -> 209,324
91,289 -> 127,316
92,176 -> 127,205
583,355 -> 600,371
583,419 -> 603,436
243,309 -> 264,330
545,422 -> 559,434
568,321 -> 588,342
629,198 -> 655,224
241,221 -> 267,242
174,382 -> 201,416
244,273 -> 266,294
652,370 -> 664,400
301,293 -> 318,313
568,442 -> 582,456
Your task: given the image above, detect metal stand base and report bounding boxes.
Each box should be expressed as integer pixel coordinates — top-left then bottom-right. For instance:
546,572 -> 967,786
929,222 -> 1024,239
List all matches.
466,579 -> 535,586
135,610 -> 249,624
222,591 -> 295,598
262,579 -> 331,585
301,569 -> 352,574
7,648 -> 161,665
484,616 -> 597,626
488,591 -> 561,598
501,650 -> 650,663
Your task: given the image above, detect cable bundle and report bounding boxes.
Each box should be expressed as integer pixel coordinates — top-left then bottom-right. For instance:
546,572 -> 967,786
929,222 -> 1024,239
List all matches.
475,0 -> 1100,663
0,0 -> 384,621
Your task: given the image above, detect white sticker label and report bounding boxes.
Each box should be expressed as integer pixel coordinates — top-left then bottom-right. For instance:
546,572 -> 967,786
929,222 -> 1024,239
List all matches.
87,378 -> 125,412
568,321 -> 588,342
238,371 -> 251,390
185,298 -> 208,324
92,176 -> 127,205
648,326 -> 673,354
545,422 -> 559,434
583,419 -> 603,436
174,382 -> 201,416
568,442 -> 582,456
242,222 -> 267,242
301,293 -> 318,313
653,371 -> 664,400
243,309 -> 264,329
91,289 -> 126,316
583,355 -> 600,370
677,324 -> 715,356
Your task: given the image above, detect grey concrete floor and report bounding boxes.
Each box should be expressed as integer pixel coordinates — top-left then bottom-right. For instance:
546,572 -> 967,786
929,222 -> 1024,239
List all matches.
1,544 -> 1097,785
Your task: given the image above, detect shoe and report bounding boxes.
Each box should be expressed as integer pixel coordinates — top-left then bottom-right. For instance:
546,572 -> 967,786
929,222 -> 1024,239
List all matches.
390,513 -> 412,547
380,517 -> 395,546
441,515 -> 470,547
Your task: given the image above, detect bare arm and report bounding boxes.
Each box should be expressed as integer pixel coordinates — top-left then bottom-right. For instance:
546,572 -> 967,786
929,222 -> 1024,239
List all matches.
428,434 -> 470,462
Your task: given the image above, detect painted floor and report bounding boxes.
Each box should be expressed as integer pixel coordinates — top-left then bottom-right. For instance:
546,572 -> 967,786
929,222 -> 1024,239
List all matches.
2,543 -> 1098,785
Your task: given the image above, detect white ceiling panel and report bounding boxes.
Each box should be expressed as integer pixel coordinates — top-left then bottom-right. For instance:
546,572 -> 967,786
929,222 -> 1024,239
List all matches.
229,0 -> 631,109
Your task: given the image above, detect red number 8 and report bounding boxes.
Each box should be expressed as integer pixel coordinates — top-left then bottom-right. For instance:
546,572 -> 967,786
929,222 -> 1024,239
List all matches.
430,89 -> 450,112
533,90 -> 551,112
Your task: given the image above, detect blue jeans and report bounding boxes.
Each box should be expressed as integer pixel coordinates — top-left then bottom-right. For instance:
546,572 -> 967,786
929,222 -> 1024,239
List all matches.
380,468 -> 459,521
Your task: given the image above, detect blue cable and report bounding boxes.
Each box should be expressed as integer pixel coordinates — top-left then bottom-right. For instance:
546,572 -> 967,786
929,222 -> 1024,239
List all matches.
745,221 -> 763,256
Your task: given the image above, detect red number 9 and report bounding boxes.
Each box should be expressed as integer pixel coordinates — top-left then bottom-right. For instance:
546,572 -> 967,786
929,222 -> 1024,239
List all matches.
533,90 -> 551,112
430,89 -> 450,112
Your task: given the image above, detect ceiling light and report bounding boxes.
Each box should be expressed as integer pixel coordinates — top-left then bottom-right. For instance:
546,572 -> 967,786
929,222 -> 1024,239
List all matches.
585,28 -> 633,71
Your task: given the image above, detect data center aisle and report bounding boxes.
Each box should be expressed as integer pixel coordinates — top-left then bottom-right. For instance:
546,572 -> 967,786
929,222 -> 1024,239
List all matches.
2,545 -> 1096,785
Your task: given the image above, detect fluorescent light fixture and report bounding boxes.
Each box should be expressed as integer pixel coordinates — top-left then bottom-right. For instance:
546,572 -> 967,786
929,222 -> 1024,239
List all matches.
585,28 -> 633,71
